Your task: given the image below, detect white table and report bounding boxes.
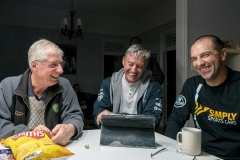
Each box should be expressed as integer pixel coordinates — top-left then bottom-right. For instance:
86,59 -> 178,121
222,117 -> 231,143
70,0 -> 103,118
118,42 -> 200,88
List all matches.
0,129 -> 220,160
67,130 -> 219,160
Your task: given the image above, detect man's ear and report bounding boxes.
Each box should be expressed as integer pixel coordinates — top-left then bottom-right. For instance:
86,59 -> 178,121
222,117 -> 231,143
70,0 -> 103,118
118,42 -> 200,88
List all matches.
31,61 -> 37,70
221,48 -> 227,61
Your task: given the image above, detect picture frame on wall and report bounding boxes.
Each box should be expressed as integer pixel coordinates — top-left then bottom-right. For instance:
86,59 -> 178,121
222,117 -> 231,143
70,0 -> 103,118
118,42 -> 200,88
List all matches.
57,44 -> 77,74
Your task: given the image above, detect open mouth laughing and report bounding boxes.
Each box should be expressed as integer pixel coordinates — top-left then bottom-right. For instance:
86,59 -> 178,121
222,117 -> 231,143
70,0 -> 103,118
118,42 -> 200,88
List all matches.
130,72 -> 137,76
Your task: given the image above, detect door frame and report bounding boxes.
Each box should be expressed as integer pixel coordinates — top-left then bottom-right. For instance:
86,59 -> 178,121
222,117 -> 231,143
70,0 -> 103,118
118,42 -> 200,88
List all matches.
160,29 -> 176,127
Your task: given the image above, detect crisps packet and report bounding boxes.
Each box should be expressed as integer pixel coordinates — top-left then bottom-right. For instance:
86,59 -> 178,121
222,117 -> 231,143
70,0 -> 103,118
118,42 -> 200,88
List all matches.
2,131 -> 74,160
0,148 -> 15,160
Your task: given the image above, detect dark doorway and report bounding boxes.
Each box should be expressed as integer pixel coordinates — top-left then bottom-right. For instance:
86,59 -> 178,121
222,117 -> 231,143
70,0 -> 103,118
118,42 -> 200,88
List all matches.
104,55 -> 122,79
165,50 -> 176,118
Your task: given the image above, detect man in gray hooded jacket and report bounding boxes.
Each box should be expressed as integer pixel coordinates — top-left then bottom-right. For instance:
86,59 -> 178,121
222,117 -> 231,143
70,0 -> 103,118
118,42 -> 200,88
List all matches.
93,44 -> 163,129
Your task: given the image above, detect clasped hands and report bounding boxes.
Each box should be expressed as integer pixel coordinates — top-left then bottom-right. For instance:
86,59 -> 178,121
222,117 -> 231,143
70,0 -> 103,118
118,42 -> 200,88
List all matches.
32,124 -> 76,146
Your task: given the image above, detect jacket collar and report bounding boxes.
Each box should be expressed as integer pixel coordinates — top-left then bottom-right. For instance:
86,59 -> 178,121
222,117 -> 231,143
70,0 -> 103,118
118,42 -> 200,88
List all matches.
111,68 -> 152,85
15,68 -> 62,100
111,68 -> 152,113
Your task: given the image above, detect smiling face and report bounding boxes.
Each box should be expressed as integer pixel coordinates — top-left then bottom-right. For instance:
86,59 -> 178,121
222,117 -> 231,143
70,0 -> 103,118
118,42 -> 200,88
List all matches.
190,38 -> 227,86
31,53 -> 64,88
122,53 -> 147,83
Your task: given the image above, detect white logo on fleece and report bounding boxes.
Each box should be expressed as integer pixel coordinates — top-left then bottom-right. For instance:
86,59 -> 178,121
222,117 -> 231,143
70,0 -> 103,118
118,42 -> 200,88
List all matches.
98,88 -> 104,101
174,95 -> 186,108
154,98 -> 163,111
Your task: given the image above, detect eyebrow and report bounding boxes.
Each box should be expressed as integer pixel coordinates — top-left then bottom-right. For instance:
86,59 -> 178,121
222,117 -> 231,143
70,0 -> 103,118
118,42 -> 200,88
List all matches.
190,51 -> 213,58
202,51 -> 212,54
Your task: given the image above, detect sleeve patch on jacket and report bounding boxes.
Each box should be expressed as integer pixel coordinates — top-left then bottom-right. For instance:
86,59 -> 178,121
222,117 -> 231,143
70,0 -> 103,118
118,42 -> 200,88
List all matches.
174,95 -> 186,108
154,98 -> 163,111
97,88 -> 104,101
52,103 -> 59,113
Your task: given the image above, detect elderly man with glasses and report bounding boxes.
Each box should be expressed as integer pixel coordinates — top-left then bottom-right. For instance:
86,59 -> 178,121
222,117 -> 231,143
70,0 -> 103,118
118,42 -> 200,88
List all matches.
0,39 -> 84,145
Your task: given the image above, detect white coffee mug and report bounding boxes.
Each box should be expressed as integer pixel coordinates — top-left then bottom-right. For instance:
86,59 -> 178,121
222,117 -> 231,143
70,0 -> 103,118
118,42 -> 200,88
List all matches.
176,127 -> 202,156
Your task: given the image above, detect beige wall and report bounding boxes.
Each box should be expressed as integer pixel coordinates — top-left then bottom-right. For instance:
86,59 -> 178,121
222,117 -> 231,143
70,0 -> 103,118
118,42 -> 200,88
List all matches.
0,1 -> 176,94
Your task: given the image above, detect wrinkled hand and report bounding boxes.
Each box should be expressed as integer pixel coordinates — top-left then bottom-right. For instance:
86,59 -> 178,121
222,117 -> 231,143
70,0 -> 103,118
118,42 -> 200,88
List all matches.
96,110 -> 113,125
51,124 -> 76,146
33,125 -> 52,136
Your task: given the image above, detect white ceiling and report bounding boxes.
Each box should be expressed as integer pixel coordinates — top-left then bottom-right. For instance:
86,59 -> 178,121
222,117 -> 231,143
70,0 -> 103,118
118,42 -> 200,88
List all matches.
4,0 -> 162,19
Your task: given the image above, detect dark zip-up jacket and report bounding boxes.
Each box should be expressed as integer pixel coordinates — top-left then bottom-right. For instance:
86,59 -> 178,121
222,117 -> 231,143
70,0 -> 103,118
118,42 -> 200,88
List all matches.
93,68 -> 163,129
0,69 -> 83,139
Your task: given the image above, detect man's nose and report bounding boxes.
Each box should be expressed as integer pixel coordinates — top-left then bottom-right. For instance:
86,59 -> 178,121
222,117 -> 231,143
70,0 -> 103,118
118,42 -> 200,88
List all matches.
131,65 -> 137,71
57,64 -> 64,74
196,58 -> 204,67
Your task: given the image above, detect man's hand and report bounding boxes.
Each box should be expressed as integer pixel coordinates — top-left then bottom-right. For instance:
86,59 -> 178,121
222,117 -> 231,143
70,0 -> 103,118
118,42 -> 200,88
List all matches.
33,125 -> 52,137
96,110 -> 113,125
51,124 -> 76,146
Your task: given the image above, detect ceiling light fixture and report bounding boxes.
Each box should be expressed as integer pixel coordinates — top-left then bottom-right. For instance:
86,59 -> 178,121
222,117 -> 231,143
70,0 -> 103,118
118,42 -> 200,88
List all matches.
59,0 -> 84,41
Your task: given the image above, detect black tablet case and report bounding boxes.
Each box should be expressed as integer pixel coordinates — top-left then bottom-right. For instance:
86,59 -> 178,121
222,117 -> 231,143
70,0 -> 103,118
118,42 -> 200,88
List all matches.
100,114 -> 156,148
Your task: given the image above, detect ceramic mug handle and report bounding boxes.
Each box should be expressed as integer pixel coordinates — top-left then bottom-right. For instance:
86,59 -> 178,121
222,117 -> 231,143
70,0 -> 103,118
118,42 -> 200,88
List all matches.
176,132 -> 182,145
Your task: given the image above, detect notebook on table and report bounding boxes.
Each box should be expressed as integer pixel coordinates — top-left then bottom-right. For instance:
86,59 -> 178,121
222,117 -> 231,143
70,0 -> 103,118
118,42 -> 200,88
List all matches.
100,114 -> 156,149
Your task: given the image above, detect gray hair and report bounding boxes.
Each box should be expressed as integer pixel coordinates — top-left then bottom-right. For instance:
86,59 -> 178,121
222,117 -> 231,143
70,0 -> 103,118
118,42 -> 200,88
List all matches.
124,44 -> 150,60
28,39 -> 64,69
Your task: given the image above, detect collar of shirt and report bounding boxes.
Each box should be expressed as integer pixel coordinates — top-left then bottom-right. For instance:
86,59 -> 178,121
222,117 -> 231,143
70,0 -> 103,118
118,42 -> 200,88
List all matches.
122,74 -> 141,98
122,73 -> 141,87
28,71 -> 48,100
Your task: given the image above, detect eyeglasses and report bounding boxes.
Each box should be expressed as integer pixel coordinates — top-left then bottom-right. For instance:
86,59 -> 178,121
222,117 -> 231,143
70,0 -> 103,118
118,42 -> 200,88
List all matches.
150,146 -> 201,159
35,60 -> 66,68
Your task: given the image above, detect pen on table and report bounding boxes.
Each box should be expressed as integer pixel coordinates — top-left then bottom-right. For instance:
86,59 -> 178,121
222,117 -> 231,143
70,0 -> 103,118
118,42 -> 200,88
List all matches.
151,148 -> 167,157
193,156 -> 196,160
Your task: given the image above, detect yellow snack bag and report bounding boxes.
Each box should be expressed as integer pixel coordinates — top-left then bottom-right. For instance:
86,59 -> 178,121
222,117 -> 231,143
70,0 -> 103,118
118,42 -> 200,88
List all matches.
3,130 -> 74,160
0,139 -> 7,147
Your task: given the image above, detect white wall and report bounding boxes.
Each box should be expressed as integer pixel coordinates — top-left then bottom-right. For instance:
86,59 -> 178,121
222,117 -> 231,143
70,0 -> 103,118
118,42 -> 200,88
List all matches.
0,1 -> 176,94
188,0 -> 240,77
0,25 -> 131,93
0,2 -> 135,37
0,1 -> 176,37
135,0 -> 176,35
176,0 -> 240,126
177,0 -> 240,96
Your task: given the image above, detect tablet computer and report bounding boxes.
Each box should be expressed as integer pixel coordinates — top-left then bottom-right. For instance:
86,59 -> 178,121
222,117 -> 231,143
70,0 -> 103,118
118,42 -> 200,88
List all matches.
100,114 -> 156,148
